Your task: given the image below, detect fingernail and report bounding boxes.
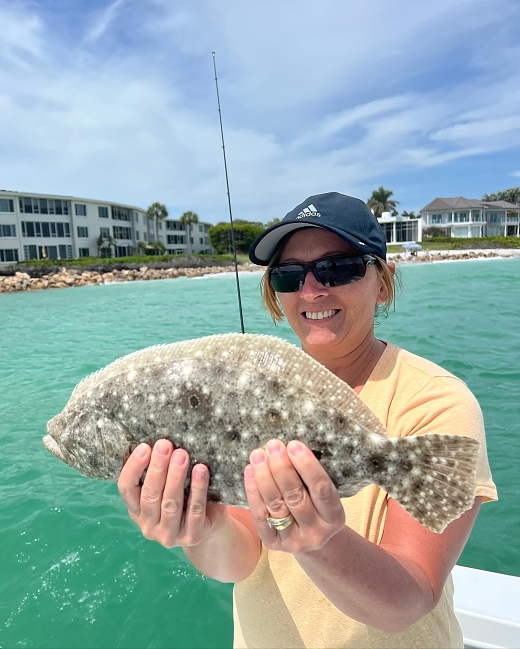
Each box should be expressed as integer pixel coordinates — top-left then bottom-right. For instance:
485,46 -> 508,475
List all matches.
193,464 -> 207,478
172,450 -> 186,466
266,440 -> 282,456
135,444 -> 148,458
288,441 -> 303,456
251,449 -> 265,466
244,464 -> 254,479
156,440 -> 170,455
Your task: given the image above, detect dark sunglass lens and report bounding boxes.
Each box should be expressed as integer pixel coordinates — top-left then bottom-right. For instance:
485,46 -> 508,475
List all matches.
270,265 -> 306,292
315,257 -> 366,287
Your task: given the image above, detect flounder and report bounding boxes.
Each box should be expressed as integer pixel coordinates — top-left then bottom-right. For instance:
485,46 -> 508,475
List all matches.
43,333 -> 478,533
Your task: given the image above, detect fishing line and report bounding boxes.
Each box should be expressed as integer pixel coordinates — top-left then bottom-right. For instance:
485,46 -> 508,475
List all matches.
212,52 -> 245,334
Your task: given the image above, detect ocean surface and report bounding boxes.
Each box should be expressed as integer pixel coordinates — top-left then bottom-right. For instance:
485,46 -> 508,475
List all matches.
1,258 -> 519,649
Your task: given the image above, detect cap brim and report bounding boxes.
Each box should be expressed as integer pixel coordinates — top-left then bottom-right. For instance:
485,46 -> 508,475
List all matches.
249,222 -> 378,265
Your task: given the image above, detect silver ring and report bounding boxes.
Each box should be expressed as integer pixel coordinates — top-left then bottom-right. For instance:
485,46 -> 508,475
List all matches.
266,513 -> 294,531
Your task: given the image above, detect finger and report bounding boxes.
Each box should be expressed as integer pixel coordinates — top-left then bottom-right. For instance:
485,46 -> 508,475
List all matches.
160,448 -> 190,530
183,464 -> 210,546
265,439 -> 314,526
139,439 -> 173,525
118,443 -> 151,517
287,441 -> 344,524
244,464 -> 277,542
249,447 -> 292,520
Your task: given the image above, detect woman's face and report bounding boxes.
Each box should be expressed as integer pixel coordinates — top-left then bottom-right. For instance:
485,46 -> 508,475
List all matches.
276,228 -> 387,358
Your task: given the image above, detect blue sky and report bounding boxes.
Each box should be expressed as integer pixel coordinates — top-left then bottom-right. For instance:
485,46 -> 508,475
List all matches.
1,0 -> 520,223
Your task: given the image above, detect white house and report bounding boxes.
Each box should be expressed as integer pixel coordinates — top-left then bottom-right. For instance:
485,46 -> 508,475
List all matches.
0,190 -> 213,264
376,211 -> 422,245
420,197 -> 520,238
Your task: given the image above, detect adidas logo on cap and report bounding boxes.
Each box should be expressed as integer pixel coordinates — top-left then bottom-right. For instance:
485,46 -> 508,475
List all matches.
296,204 -> 321,219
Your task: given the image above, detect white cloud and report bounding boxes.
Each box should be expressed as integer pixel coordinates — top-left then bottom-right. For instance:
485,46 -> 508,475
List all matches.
84,0 -> 127,43
0,3 -> 45,67
510,171 -> 520,178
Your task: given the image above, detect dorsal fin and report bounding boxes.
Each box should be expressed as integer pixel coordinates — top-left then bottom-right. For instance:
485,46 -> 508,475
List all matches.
69,334 -> 388,437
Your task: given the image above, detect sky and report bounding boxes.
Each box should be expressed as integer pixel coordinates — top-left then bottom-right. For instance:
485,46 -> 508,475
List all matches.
1,0 -> 520,224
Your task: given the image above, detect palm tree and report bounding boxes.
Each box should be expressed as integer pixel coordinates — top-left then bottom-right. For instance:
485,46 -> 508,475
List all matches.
97,233 -> 117,258
401,210 -> 418,219
152,240 -> 166,255
483,187 -> 520,205
179,211 -> 199,256
146,202 -> 168,249
367,187 -> 399,218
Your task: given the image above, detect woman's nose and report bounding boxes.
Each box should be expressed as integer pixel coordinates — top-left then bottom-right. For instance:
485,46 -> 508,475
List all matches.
300,270 -> 328,298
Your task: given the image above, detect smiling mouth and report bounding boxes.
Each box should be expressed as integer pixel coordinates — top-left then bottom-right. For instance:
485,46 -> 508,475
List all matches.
303,309 -> 339,320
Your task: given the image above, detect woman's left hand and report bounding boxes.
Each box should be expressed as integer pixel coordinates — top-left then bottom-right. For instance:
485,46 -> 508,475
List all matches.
244,438 -> 346,553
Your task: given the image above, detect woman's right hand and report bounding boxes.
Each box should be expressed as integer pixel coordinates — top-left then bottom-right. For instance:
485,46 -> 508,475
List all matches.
118,439 -> 229,549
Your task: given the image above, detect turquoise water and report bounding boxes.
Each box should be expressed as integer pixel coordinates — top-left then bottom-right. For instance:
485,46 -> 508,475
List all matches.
1,259 -> 519,648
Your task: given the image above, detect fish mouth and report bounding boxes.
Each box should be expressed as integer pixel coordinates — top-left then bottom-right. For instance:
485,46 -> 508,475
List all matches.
43,415 -> 66,460
42,433 -> 65,460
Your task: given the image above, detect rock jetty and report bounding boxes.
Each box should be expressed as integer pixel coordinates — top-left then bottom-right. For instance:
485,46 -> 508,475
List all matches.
0,263 -> 262,294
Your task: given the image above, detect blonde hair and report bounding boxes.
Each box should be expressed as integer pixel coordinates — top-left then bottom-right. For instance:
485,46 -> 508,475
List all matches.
260,247 -> 400,325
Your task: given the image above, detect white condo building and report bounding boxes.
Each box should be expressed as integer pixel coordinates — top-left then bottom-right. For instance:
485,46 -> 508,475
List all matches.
0,190 -> 213,264
420,197 -> 520,238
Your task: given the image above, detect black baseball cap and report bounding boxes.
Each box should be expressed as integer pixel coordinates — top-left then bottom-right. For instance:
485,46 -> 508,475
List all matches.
249,192 -> 387,265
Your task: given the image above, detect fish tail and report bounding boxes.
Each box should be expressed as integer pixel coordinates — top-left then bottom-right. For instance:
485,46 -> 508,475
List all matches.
379,434 -> 479,533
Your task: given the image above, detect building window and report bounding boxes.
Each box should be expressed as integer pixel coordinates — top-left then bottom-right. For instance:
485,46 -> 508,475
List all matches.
113,226 -> 132,239
158,222 -> 163,230
454,227 -> 469,238
98,206 -> 109,218
0,249 -> 19,262
0,224 -> 16,237
22,221 -> 70,237
135,231 -> 140,240
100,227 -> 110,238
134,212 -> 139,222
489,213 -> 498,223
0,198 -> 14,212
431,214 -> 443,224
167,234 -> 186,245
200,237 -> 204,244
77,226 -> 89,238
144,232 -> 147,242
78,248 -> 90,257
112,207 -> 131,221
75,204 -> 87,216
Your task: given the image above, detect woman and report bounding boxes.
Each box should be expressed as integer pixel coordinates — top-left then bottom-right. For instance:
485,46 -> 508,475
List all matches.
118,192 -> 497,648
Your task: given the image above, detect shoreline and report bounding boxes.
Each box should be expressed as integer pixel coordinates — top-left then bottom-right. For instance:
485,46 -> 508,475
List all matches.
388,248 -> 520,265
0,249 -> 518,294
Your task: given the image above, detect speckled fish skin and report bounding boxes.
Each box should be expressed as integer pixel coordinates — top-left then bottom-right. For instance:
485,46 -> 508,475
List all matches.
44,333 -> 479,533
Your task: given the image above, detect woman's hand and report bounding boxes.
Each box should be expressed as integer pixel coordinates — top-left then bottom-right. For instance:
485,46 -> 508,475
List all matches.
244,439 -> 346,553
118,439 -> 229,549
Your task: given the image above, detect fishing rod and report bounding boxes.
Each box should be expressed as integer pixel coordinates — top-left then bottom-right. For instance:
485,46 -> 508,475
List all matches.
212,51 -> 246,334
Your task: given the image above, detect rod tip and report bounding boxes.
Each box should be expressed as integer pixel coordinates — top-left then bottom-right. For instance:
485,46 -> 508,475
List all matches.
212,51 -> 215,55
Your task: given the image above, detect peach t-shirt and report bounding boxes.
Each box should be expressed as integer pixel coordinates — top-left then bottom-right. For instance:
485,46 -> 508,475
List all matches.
233,343 -> 497,649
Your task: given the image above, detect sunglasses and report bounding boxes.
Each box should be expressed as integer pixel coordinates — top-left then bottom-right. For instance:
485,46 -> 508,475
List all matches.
269,254 -> 377,293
